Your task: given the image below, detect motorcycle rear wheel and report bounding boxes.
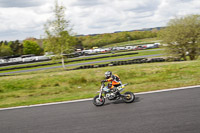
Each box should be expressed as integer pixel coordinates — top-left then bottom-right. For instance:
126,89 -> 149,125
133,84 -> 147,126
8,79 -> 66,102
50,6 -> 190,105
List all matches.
122,92 -> 135,103
93,95 -> 105,106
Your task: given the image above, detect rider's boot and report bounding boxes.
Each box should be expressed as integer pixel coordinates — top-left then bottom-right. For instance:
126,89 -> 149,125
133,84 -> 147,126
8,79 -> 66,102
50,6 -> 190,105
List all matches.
113,88 -> 121,99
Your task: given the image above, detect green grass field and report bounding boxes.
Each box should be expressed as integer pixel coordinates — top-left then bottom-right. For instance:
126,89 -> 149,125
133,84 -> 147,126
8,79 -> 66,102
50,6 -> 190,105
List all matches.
103,37 -> 161,47
0,59 -> 200,108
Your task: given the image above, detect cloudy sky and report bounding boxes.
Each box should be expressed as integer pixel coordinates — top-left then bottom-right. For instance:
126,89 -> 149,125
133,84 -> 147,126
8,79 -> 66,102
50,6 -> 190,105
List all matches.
0,0 -> 199,41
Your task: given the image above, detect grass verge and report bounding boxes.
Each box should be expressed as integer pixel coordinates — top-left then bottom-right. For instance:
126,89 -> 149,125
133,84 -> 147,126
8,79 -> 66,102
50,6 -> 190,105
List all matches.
0,59 -> 200,108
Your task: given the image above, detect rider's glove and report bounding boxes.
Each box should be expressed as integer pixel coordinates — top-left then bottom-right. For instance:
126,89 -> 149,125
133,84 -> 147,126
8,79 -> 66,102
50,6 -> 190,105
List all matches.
101,80 -> 107,83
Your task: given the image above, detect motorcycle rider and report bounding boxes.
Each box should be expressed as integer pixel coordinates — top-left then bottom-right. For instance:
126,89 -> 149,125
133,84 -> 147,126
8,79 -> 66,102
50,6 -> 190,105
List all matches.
102,71 -> 122,97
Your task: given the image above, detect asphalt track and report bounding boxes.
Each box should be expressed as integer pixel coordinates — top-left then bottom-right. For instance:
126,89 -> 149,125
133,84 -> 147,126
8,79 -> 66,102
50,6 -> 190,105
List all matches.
0,54 -> 163,75
0,86 -> 200,133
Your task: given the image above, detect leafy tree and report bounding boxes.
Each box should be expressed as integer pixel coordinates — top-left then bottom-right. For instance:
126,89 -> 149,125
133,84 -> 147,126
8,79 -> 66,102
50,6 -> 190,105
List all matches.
23,40 -> 42,55
7,40 -> 23,56
14,40 -> 23,55
159,14 -> 200,60
44,0 -> 76,69
0,43 -> 13,56
8,41 -> 17,55
75,38 -> 84,50
4,41 -> 8,45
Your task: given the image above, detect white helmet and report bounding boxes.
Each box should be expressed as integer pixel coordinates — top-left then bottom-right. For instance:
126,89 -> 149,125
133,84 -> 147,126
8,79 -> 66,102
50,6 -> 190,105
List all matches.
105,71 -> 112,79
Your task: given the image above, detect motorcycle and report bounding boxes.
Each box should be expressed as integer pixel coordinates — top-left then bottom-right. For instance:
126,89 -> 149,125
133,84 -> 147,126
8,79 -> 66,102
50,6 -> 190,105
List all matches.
93,82 -> 135,106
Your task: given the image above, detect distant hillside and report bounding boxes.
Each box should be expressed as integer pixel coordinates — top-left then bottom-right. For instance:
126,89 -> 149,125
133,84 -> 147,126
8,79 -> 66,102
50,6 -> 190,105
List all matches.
76,27 -> 163,37
77,27 -> 160,48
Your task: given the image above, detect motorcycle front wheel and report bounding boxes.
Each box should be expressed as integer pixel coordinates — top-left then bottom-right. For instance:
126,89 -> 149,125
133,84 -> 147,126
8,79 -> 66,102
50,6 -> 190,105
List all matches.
122,92 -> 135,103
93,95 -> 105,106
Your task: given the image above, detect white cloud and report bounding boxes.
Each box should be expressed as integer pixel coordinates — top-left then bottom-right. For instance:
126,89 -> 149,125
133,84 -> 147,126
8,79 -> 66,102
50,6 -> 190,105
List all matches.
0,1 -> 53,40
0,0 -> 47,8
0,0 -> 199,41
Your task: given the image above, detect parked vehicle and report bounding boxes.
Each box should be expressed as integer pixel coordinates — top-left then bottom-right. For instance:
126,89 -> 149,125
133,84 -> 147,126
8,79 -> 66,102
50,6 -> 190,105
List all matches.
136,46 -> 145,50
146,44 -> 159,49
34,56 -> 50,61
125,46 -> 137,50
22,57 -> 36,62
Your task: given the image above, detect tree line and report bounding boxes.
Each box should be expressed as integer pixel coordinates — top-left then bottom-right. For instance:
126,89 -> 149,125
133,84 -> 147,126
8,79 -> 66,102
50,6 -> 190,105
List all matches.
0,39 -> 43,57
0,30 -> 158,57
78,30 -> 157,48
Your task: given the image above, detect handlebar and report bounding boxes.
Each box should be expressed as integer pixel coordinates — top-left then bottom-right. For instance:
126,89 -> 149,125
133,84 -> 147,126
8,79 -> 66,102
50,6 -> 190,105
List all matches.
124,83 -> 128,86
101,80 -> 107,84
101,81 -> 105,86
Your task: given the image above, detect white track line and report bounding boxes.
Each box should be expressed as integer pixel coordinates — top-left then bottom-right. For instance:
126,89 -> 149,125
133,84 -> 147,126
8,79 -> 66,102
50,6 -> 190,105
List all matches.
0,85 -> 200,111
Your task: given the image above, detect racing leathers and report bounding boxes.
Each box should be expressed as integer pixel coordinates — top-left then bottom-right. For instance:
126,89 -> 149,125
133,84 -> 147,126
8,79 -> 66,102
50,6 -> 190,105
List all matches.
103,74 -> 122,90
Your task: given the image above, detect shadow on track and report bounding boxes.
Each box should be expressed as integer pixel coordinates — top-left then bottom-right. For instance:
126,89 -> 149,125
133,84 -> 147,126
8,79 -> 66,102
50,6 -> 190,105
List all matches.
102,96 -> 141,106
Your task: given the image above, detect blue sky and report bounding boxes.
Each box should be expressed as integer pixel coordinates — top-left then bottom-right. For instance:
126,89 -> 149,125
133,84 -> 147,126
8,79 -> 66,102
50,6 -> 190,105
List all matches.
0,0 -> 199,41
